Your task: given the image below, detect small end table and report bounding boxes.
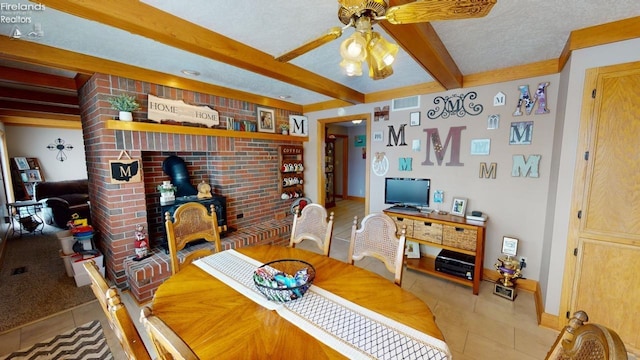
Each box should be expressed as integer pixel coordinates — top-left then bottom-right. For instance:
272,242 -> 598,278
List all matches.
8,200 -> 45,237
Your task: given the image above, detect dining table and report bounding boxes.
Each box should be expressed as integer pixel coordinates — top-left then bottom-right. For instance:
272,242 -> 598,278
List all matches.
151,245 -> 450,359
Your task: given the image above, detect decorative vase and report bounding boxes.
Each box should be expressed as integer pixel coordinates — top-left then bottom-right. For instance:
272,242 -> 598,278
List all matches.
119,111 -> 133,121
282,129 -> 288,135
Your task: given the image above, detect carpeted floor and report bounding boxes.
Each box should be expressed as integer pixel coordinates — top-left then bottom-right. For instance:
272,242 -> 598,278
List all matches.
0,231 -> 96,333
0,320 -> 112,359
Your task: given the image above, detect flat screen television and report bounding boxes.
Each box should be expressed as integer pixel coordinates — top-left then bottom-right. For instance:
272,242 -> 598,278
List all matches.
384,177 -> 431,209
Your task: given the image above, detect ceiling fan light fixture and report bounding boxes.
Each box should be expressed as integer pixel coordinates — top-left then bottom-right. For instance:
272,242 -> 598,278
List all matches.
340,31 -> 368,61
340,58 -> 363,76
368,32 -> 399,69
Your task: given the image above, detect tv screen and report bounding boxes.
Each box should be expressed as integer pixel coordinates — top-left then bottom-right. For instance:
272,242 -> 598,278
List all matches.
384,177 -> 430,208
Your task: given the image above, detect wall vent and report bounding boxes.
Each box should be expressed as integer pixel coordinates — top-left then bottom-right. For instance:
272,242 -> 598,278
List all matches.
391,95 -> 420,111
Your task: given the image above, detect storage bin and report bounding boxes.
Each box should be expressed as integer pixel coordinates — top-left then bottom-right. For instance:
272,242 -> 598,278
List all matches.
59,250 -> 75,277
443,225 -> 477,251
56,230 -> 75,255
413,221 -> 443,244
389,216 -> 413,237
74,264 -> 104,287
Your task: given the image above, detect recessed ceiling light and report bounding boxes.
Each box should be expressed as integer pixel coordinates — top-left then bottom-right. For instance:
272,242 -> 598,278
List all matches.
181,69 -> 200,76
279,95 -> 291,99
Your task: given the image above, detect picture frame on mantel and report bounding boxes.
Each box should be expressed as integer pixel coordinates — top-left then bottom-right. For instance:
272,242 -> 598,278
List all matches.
257,106 -> 275,133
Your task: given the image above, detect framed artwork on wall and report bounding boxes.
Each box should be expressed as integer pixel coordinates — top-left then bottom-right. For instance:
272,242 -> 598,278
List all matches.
256,106 -> 275,133
410,111 -> 421,126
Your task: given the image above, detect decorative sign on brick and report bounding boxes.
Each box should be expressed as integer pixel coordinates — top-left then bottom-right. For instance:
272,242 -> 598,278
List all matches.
109,150 -> 141,184
147,94 -> 219,126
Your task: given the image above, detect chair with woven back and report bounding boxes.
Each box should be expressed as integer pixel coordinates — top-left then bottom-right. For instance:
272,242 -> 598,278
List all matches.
545,310 -> 629,360
83,260 -> 151,360
347,213 -> 407,286
140,306 -> 199,360
289,203 -> 335,256
165,202 -> 223,275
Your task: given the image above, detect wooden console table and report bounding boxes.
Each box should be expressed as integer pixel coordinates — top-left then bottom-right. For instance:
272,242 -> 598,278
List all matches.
383,208 -> 487,295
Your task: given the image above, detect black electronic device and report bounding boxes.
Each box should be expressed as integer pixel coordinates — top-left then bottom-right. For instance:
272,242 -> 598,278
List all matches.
471,210 -> 483,217
384,177 -> 430,209
435,249 -> 475,280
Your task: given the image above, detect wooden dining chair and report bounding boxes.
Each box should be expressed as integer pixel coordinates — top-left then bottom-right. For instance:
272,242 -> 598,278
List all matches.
289,203 -> 335,256
545,310 -> 629,360
165,202 -> 222,275
348,213 -> 407,286
83,261 -> 152,360
140,306 -> 199,360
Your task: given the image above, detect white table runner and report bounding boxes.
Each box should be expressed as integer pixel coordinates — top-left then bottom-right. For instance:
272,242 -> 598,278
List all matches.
194,250 -> 451,360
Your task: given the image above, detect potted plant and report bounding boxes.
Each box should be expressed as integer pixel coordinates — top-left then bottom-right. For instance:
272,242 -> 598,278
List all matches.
280,124 -> 289,135
108,93 -> 140,121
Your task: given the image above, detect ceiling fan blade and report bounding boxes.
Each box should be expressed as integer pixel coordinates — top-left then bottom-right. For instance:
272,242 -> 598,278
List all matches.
275,27 -> 343,63
385,0 -> 497,24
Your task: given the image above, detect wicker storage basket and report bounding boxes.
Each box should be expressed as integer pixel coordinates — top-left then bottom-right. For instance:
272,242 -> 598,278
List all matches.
413,221 -> 443,244
443,225 -> 477,251
390,216 -> 413,237
253,259 -> 315,302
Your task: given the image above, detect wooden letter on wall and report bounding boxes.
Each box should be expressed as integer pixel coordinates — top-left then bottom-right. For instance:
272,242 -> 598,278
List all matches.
421,126 -> 466,167
387,124 -> 407,147
399,158 -> 412,171
512,155 -> 541,178
479,162 -> 497,179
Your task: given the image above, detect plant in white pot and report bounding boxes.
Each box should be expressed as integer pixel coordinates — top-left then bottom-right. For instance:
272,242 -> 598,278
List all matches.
280,124 -> 289,135
108,93 -> 140,121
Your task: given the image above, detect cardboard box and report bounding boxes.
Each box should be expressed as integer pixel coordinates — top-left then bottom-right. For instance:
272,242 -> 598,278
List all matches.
71,251 -> 104,283
74,264 -> 104,287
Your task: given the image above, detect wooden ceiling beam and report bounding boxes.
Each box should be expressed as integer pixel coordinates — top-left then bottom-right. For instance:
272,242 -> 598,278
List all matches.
382,0 -> 463,89
0,86 -> 79,106
0,36 -> 303,113
0,109 -> 80,122
0,99 -> 80,115
37,0 -> 365,105
0,65 -> 78,91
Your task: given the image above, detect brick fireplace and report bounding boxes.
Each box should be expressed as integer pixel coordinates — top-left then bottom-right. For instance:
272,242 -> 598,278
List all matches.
78,74 -> 303,290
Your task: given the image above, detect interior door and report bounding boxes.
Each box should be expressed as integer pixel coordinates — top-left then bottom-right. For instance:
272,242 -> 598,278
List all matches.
566,61 -> 640,350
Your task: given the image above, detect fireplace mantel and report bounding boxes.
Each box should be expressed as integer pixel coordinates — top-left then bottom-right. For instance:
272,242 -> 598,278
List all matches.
106,120 -> 308,142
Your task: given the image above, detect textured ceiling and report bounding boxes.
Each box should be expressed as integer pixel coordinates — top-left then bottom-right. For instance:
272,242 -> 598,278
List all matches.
0,0 -> 639,109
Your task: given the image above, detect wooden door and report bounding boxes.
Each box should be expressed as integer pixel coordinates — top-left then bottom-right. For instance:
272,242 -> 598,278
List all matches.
565,61 -> 640,350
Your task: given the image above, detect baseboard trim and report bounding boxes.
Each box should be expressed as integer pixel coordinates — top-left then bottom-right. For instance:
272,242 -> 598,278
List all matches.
345,196 -> 365,202
541,312 -> 561,330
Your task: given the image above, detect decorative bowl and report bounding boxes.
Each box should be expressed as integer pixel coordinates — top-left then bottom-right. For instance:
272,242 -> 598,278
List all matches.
253,259 -> 315,302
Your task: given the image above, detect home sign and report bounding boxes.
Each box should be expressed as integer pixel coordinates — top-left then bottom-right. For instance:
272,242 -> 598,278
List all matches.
147,94 -> 219,127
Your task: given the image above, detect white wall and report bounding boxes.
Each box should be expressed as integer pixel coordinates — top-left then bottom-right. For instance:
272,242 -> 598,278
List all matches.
5,126 -> 88,182
305,37 -> 640,317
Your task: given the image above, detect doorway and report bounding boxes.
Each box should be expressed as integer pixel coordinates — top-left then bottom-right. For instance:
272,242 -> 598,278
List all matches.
317,113 -> 371,215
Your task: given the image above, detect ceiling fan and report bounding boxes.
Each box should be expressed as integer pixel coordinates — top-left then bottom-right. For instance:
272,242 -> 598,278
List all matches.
275,0 -> 497,79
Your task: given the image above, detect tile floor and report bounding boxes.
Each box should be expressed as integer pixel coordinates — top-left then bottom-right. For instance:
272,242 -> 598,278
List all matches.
0,199 -> 559,359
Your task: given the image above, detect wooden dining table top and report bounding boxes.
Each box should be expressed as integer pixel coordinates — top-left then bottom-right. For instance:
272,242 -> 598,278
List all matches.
151,245 -> 445,359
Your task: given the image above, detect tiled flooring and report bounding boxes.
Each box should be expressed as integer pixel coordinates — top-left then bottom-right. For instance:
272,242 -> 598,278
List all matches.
0,199 -> 559,359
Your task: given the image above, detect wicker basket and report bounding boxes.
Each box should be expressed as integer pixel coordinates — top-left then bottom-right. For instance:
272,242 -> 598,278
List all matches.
253,259 -> 316,302
413,221 -> 443,244
443,225 -> 477,251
